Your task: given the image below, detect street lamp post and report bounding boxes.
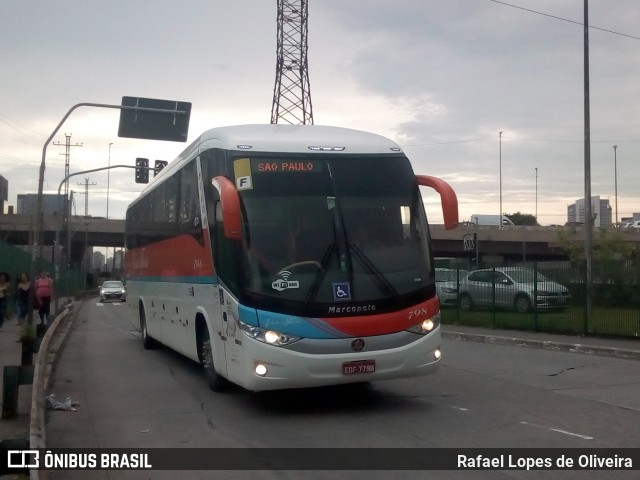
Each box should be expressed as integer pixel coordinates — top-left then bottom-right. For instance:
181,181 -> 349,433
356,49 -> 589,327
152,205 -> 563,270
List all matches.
535,167 -> 538,223
613,145 -> 618,226
107,142 -> 113,219
499,131 -> 503,230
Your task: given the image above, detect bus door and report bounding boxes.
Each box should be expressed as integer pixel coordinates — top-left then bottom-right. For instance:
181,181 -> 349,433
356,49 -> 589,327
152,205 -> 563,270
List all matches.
207,200 -> 236,378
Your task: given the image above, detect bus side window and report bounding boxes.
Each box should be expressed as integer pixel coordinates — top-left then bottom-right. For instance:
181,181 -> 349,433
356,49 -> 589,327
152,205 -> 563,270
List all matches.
179,159 -> 204,245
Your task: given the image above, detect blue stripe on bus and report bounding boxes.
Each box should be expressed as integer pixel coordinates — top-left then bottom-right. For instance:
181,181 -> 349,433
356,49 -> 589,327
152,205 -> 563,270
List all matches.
126,276 -> 218,284
253,308 -> 350,339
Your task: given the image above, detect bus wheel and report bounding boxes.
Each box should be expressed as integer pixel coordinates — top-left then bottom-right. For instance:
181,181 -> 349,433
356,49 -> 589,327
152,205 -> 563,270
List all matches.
200,327 -> 227,392
140,304 -> 157,349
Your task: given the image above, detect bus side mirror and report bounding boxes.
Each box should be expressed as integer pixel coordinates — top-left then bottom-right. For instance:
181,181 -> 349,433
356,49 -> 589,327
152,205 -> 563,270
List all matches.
211,176 -> 242,240
416,175 -> 459,230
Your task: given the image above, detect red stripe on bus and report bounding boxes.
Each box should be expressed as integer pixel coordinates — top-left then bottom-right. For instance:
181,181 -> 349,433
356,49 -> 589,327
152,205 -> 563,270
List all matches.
321,296 -> 440,337
125,233 -> 215,277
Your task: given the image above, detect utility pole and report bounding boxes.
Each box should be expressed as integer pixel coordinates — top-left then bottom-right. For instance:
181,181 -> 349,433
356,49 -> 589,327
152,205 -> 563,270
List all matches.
499,131 -> 503,230
53,134 -> 83,225
583,0 -> 593,329
271,0 -> 314,125
613,145 -> 618,225
77,177 -> 97,216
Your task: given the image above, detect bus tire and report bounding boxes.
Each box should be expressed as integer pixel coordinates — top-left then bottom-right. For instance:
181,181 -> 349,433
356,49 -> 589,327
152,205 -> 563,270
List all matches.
199,325 -> 227,392
140,303 -> 157,349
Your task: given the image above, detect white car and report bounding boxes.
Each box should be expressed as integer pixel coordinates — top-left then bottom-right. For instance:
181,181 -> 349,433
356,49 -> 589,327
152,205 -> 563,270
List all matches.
99,280 -> 127,303
435,268 -> 468,307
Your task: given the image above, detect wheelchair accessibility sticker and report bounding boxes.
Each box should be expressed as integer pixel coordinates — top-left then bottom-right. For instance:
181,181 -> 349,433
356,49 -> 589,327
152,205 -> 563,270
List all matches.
332,282 -> 351,301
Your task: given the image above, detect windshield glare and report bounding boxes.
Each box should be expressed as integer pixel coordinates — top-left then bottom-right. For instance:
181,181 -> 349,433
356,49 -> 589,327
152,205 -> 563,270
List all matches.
237,155 -> 432,314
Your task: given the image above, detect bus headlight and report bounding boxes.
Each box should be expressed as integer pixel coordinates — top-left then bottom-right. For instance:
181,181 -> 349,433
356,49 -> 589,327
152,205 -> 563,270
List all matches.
239,321 -> 301,346
406,311 -> 440,335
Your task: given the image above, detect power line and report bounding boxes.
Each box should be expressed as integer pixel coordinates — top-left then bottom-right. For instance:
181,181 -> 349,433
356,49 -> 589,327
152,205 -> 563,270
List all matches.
489,0 -> 640,41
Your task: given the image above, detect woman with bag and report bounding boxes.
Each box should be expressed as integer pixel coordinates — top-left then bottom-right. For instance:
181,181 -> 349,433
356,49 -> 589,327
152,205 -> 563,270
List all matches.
35,271 -> 54,326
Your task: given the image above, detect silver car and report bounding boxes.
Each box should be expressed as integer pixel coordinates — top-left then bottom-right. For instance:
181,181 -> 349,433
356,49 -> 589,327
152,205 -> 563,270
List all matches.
458,267 -> 570,313
435,268 -> 468,306
99,280 -> 127,303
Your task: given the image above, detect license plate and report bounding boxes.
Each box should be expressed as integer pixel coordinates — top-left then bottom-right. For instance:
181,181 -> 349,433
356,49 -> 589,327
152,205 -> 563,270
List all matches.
342,360 -> 376,375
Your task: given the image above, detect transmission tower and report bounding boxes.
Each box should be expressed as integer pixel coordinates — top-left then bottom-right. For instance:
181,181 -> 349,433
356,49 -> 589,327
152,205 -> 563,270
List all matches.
77,177 -> 97,216
271,0 -> 314,125
53,133 -> 82,225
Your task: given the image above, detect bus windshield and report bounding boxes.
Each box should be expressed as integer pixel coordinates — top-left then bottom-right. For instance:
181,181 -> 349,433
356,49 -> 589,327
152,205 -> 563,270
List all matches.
235,155 -> 433,316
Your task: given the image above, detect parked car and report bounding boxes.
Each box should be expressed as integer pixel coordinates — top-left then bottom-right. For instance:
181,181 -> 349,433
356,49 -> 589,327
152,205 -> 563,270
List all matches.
435,268 -> 468,306
100,280 -> 126,302
458,267 -> 570,313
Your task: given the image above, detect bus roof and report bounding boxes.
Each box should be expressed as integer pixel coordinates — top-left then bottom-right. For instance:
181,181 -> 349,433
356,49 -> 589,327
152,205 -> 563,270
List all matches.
132,124 -> 405,205
195,124 -> 403,154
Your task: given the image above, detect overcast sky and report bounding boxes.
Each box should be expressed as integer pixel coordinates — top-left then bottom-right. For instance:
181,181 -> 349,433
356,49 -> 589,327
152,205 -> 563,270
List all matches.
1,0 -> 639,226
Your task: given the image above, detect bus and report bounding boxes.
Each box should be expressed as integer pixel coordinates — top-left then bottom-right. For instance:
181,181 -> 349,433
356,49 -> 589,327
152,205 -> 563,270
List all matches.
124,124 -> 458,392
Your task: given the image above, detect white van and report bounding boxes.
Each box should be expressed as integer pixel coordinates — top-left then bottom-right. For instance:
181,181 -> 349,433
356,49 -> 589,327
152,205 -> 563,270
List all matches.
470,214 -> 515,226
622,220 -> 640,229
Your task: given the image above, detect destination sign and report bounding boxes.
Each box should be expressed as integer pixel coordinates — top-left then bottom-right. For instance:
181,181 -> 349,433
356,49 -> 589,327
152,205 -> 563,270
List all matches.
251,159 -> 322,174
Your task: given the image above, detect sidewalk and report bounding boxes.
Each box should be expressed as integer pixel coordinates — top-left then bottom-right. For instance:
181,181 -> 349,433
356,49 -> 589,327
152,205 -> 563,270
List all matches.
441,324 -> 640,361
1,298 -> 73,479
0,318 -> 32,446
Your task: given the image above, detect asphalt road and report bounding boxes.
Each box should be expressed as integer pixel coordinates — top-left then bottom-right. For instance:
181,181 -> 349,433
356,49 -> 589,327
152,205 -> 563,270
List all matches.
44,300 -> 640,480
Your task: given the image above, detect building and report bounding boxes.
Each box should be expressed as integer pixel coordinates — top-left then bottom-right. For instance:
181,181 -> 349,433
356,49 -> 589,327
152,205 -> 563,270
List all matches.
0,175 -> 8,214
92,250 -> 105,272
17,193 -> 66,216
621,213 -> 640,223
567,196 -> 612,227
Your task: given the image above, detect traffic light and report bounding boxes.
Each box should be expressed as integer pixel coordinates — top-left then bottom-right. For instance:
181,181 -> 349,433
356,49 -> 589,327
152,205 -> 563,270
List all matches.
135,157 -> 149,183
154,160 -> 168,177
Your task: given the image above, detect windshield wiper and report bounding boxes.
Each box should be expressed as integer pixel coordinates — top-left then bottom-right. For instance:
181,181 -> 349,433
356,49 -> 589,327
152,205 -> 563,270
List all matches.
302,242 -> 335,312
349,244 -> 403,306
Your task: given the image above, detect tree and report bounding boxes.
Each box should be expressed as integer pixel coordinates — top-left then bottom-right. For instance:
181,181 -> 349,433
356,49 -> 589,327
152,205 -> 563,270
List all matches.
555,228 -> 637,262
555,228 -> 640,307
505,211 -> 537,226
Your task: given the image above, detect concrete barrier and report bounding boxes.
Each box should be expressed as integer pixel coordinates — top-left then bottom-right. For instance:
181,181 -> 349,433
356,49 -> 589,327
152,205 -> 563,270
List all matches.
29,300 -> 75,480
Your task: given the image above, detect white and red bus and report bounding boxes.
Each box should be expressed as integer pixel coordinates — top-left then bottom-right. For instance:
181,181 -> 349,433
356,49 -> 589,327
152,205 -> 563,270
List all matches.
124,124 -> 458,392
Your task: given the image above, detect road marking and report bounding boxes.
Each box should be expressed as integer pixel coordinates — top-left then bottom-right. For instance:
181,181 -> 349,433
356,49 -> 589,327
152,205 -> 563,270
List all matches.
451,405 -> 469,411
520,421 -> 594,440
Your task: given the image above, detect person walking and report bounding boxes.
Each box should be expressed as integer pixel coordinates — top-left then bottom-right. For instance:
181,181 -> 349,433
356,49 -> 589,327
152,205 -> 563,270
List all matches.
0,272 -> 11,330
35,271 -> 54,327
15,273 -> 31,325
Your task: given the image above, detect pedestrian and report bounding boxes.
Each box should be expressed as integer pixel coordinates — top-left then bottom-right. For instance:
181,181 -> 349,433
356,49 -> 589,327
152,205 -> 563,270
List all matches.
0,272 -> 11,330
15,273 -> 31,325
35,271 -> 54,326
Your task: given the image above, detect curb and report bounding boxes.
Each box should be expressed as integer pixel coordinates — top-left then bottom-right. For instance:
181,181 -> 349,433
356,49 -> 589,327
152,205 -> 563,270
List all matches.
442,331 -> 640,362
28,301 -> 76,480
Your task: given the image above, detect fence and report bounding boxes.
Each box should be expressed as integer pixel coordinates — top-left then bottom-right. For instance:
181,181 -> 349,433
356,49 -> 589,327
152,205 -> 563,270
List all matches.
0,241 -> 85,316
436,260 -> 640,339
